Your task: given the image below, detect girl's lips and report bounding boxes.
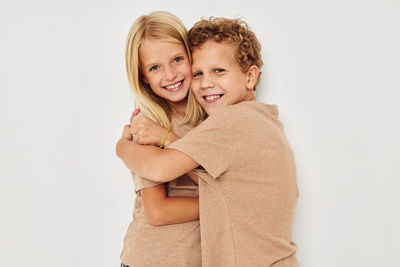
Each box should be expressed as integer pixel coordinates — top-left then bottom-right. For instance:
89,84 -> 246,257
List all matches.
203,94 -> 224,103
163,80 -> 184,92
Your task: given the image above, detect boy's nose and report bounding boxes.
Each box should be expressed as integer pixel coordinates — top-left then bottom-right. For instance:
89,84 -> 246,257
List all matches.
200,76 -> 215,89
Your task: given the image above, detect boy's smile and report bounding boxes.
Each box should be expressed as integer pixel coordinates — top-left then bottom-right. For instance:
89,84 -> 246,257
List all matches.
191,39 -> 257,115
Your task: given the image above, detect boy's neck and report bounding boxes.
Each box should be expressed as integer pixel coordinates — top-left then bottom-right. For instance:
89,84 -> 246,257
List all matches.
245,91 -> 257,101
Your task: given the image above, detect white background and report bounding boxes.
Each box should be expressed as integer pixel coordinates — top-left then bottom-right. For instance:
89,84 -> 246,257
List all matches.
1,0 -> 399,266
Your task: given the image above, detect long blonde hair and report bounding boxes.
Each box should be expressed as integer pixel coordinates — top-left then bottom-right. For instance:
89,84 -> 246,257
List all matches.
125,11 -> 205,129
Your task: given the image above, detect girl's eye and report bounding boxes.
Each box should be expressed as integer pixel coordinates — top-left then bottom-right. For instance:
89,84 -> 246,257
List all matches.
193,72 -> 202,78
174,56 -> 184,63
150,65 -> 159,72
215,68 -> 225,73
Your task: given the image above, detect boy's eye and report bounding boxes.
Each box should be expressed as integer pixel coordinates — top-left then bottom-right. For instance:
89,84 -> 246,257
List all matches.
215,68 -> 225,73
193,71 -> 202,78
174,56 -> 184,63
150,65 -> 159,71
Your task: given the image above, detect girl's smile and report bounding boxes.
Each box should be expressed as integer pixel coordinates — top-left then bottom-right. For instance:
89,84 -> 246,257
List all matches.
163,79 -> 184,92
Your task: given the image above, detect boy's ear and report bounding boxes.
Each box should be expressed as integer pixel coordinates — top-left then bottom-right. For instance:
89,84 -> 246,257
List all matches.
246,65 -> 260,91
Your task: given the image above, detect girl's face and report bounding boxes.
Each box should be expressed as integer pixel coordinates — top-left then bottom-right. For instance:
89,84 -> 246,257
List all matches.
139,37 -> 192,105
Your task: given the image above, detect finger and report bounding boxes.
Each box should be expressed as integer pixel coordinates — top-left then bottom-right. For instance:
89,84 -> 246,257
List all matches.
122,125 -> 132,139
130,108 -> 141,124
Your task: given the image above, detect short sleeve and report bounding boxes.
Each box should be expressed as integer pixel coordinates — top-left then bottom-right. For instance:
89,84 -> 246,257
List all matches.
132,172 -> 164,193
167,108 -> 236,179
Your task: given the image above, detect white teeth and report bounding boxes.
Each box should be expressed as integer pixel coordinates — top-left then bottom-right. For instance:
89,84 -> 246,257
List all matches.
205,95 -> 221,101
165,81 -> 182,90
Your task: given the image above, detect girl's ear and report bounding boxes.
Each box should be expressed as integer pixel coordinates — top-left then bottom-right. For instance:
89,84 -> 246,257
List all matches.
142,77 -> 149,84
246,65 -> 260,91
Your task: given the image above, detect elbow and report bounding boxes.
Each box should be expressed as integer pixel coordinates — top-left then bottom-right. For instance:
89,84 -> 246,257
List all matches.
145,167 -> 171,183
115,139 -> 134,172
145,207 -> 168,226
115,139 -> 124,159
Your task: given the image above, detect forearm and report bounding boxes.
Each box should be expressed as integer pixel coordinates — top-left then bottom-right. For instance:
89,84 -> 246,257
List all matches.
151,197 -> 199,225
116,138 -> 165,181
166,134 -> 198,184
116,137 -> 199,182
141,183 -> 199,226
186,171 -> 199,184
164,131 -> 180,147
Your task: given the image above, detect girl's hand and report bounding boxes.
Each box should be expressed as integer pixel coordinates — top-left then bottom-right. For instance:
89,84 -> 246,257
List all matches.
121,124 -> 133,141
130,113 -> 170,147
130,108 -> 141,125
118,108 -> 140,142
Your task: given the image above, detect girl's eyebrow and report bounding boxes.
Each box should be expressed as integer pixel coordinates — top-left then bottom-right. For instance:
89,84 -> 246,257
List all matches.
172,52 -> 185,58
143,61 -> 159,70
143,53 -> 185,70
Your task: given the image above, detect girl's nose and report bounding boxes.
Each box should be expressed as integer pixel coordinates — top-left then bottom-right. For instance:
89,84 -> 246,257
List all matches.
164,66 -> 177,81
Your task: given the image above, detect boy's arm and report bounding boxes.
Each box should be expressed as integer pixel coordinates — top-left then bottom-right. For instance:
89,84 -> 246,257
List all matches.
127,113 -> 199,184
116,125 -> 199,182
164,133 -> 198,184
140,183 -> 198,226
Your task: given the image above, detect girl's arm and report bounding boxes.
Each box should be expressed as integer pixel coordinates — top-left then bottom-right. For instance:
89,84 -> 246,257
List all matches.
185,171 -> 199,184
140,183 -> 198,226
125,110 -> 199,225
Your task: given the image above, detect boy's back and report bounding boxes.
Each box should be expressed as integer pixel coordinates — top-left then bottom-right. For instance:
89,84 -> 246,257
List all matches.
169,101 -> 299,266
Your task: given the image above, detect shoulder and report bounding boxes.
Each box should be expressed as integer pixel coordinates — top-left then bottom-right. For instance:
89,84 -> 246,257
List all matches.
208,101 -> 280,125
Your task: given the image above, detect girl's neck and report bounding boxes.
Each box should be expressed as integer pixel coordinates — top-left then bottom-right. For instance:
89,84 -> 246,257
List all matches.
169,98 -> 188,117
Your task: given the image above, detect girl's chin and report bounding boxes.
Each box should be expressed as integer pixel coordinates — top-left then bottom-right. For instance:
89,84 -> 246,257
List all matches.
165,93 -> 189,104
157,88 -> 188,102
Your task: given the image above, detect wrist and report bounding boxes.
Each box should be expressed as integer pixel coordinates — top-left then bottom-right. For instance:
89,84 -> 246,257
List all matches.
164,132 -> 179,147
159,129 -> 170,148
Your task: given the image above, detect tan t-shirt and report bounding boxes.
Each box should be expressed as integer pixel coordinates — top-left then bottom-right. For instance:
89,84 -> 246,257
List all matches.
120,113 -> 201,267
168,101 -> 299,267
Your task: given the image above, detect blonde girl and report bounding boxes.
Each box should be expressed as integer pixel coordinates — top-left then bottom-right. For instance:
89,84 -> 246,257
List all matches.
119,11 -> 205,267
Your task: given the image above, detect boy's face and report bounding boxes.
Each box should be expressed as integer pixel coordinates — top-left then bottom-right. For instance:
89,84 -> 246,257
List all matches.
191,40 -> 256,115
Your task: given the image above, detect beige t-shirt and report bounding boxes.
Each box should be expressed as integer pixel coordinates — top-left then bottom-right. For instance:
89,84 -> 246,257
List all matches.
168,101 -> 299,267
120,113 -> 201,267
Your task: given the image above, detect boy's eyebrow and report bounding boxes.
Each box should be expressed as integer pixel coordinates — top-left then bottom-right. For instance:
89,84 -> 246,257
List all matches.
192,63 -> 226,70
191,65 -> 201,72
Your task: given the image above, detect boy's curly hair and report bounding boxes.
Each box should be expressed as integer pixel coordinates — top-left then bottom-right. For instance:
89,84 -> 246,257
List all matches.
189,17 -> 263,89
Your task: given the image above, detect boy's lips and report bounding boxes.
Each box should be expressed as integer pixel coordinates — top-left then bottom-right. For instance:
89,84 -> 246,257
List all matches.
203,94 -> 224,103
163,80 -> 184,92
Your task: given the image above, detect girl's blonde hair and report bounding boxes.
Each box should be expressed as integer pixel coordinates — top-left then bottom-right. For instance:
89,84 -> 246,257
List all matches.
126,11 -> 205,129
